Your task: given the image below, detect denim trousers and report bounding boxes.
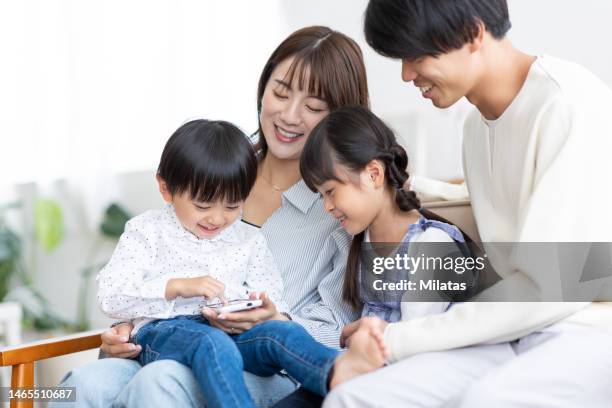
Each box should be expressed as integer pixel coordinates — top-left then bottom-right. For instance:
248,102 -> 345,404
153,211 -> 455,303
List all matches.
51,358 -> 298,408
133,315 -> 338,408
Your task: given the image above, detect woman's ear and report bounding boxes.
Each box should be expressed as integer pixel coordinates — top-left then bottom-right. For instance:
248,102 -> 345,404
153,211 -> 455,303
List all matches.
363,160 -> 386,188
156,174 -> 173,203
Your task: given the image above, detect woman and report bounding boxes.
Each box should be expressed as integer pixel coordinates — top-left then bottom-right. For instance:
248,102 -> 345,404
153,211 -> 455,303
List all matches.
52,26 -> 370,408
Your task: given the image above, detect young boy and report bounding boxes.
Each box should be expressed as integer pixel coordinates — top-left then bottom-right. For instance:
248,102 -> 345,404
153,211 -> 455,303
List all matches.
97,119 -> 388,408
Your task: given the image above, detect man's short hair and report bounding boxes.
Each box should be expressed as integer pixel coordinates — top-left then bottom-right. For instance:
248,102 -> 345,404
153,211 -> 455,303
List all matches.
364,0 -> 511,60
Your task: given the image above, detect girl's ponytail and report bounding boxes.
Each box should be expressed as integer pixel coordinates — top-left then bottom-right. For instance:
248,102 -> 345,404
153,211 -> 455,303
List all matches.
385,144 -> 475,242
344,231 -> 365,309
386,145 -> 421,212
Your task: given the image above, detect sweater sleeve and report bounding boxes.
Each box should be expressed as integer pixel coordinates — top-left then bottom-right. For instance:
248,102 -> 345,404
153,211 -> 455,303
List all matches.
385,95 -> 612,362
384,301 -> 588,362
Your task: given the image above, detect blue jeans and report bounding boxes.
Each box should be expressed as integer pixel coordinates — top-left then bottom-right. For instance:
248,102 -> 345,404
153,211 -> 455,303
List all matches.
51,358 -> 297,407
134,316 -> 338,408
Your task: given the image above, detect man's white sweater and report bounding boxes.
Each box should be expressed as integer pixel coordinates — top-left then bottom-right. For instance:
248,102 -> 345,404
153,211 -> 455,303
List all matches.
385,55 -> 612,362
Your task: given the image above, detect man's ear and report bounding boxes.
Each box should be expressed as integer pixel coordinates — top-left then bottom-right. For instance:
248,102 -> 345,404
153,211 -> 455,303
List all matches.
363,160 -> 386,188
469,20 -> 486,53
156,174 -> 173,203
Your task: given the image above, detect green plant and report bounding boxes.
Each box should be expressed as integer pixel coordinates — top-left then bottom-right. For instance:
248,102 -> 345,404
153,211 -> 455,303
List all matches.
1,199 -> 131,332
34,199 -> 64,252
0,202 -> 24,299
1,200 -> 73,331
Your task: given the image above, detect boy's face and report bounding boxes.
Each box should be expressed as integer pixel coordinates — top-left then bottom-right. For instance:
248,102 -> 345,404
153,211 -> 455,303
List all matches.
158,177 -> 242,239
401,44 -> 478,109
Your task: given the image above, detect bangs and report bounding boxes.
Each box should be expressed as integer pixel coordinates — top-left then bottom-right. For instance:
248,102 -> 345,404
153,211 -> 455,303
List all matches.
187,157 -> 254,204
365,0 -> 510,60
282,41 -> 367,110
364,2 -> 467,60
300,123 -> 342,192
284,55 -> 327,104
158,120 -> 257,205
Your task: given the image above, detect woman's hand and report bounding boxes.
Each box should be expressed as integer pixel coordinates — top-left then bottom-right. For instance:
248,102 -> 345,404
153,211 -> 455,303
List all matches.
340,317 -> 389,348
201,292 -> 287,334
100,322 -> 141,358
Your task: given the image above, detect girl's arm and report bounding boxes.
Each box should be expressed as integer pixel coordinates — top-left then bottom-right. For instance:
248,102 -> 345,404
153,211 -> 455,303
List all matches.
97,218 -> 178,319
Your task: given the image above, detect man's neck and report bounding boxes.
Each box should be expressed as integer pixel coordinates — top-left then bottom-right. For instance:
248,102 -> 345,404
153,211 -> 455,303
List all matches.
467,39 -> 536,120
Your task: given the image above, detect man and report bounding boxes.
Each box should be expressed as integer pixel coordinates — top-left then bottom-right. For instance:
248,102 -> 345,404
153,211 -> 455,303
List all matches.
323,0 -> 612,406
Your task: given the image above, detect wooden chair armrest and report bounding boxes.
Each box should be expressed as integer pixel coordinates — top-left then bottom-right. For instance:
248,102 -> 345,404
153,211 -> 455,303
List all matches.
0,329 -> 103,367
0,330 -> 103,407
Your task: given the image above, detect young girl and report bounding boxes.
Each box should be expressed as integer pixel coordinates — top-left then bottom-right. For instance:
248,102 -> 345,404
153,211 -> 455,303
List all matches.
275,106 -> 477,405
300,105 -> 474,331
97,118 -> 388,408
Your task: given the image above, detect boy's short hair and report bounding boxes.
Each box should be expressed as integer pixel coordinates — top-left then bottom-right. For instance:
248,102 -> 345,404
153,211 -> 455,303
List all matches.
364,0 -> 511,60
157,119 -> 257,203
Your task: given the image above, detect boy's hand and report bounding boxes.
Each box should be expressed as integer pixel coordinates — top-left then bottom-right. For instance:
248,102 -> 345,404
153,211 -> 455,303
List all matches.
166,276 -> 225,300
202,292 -> 283,334
100,322 -> 141,358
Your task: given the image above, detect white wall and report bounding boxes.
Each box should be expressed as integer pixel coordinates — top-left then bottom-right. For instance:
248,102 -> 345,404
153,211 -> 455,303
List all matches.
1,0 -> 611,329
280,0 -> 612,179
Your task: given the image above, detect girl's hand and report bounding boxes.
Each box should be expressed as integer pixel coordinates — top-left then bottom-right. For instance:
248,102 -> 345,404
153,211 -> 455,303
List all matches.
100,322 -> 141,358
341,317 -> 389,348
340,319 -> 361,348
166,276 -> 225,300
201,292 -> 286,334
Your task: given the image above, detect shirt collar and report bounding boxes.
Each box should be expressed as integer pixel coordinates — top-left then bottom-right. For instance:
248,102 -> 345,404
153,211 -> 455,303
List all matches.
281,180 -> 319,214
163,204 -> 244,244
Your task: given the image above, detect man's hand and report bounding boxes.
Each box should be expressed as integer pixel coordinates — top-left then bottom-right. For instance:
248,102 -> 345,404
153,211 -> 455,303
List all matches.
201,292 -> 286,334
166,276 -> 225,300
100,322 -> 141,359
341,317 -> 389,348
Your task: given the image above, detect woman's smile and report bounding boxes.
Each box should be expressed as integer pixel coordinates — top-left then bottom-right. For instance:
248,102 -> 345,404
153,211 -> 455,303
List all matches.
274,124 -> 304,143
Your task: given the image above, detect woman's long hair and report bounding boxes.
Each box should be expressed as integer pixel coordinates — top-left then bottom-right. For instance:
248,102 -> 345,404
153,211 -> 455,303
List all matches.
255,26 -> 370,159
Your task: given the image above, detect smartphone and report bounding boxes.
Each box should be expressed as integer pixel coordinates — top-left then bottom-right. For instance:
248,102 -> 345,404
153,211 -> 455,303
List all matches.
206,299 -> 263,314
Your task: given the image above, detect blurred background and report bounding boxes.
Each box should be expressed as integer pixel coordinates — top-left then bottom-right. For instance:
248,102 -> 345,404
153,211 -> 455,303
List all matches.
0,0 -> 610,388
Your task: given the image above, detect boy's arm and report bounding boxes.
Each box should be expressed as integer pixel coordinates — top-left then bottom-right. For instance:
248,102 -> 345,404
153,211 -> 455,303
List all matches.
97,219 -> 179,319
